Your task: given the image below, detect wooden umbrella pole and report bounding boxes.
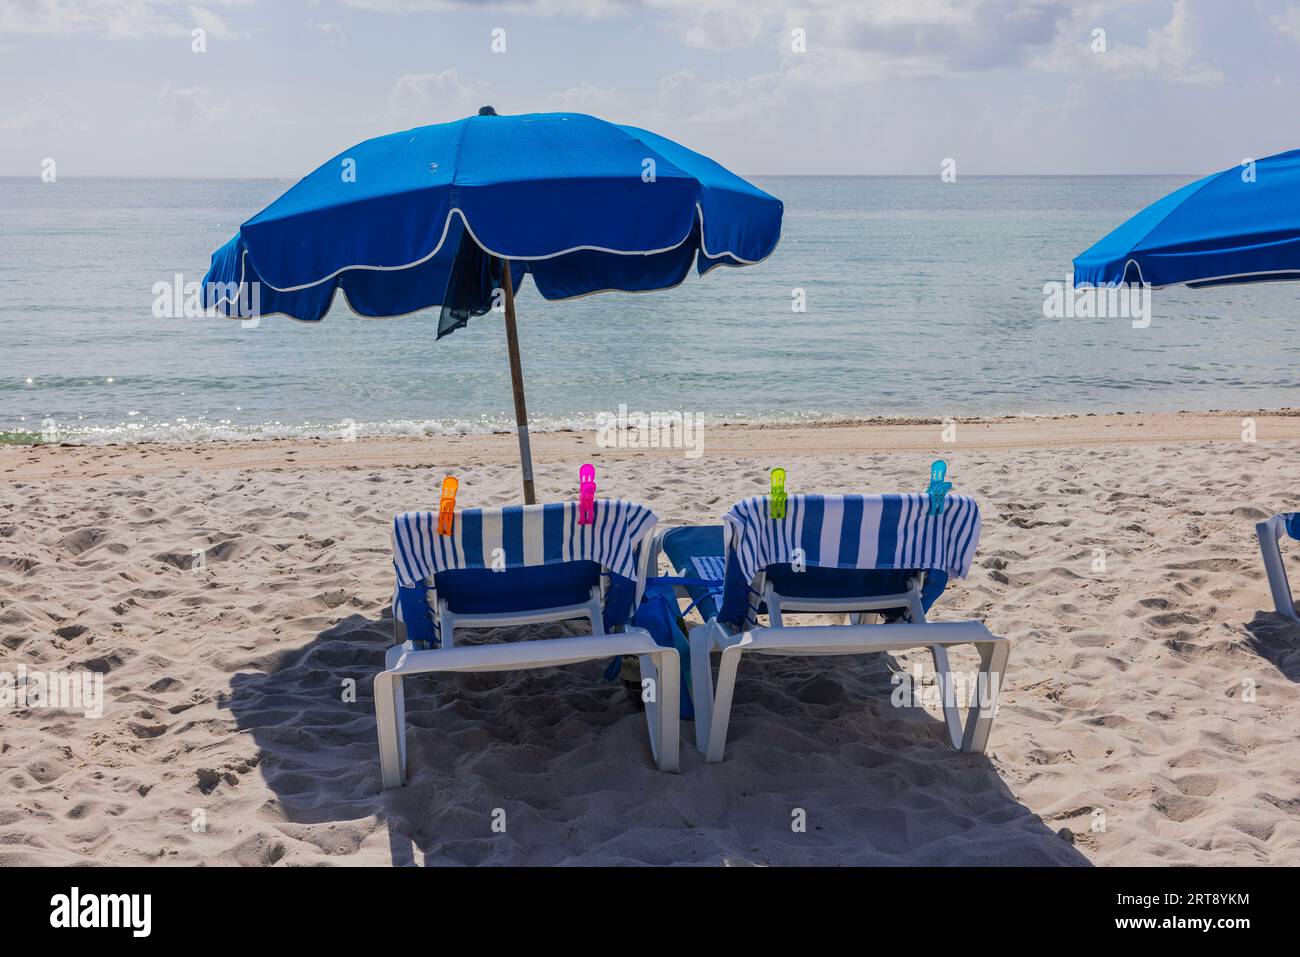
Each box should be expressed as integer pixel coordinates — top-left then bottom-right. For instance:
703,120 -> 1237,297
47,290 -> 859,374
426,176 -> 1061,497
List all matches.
500,260 -> 536,504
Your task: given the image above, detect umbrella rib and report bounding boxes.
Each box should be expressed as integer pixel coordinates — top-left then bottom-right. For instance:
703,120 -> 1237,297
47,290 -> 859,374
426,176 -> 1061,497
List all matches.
1125,165 -> 1236,259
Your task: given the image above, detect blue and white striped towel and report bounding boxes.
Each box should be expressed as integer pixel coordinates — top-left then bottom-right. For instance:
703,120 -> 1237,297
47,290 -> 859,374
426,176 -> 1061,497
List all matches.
392,499 -> 658,587
691,556 -> 727,581
723,493 -> 981,589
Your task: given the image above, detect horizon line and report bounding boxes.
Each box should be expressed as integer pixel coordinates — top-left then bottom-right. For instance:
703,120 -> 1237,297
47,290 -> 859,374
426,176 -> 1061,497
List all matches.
0,172 -> 1201,180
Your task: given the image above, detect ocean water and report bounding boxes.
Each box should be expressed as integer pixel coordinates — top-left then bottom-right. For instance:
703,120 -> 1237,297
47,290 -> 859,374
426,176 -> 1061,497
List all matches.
2,175 -> 1297,443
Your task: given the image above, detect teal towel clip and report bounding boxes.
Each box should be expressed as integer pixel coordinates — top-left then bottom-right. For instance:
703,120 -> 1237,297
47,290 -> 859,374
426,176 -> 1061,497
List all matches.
926,460 -> 953,516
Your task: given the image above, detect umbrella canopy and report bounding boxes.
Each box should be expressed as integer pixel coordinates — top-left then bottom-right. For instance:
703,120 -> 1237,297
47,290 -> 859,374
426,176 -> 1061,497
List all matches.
1073,148 -> 1300,288
204,109 -> 781,329
202,108 -> 782,501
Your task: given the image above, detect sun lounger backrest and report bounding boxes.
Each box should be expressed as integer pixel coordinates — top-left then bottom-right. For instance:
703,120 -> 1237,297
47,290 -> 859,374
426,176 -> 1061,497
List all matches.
392,500 -> 658,644
718,493 -> 981,627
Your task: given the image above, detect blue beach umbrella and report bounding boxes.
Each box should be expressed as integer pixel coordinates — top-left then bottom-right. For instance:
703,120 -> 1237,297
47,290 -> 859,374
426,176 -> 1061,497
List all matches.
1073,148 -> 1300,288
203,107 -> 783,502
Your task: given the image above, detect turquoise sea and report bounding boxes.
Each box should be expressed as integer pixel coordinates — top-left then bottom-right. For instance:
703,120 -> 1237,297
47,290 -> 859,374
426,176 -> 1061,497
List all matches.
2,175 -> 1297,443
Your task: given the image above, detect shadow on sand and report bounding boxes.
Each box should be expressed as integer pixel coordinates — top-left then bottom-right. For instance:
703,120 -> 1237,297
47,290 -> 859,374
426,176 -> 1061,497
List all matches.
227,612 -> 1091,866
1243,611 -> 1300,682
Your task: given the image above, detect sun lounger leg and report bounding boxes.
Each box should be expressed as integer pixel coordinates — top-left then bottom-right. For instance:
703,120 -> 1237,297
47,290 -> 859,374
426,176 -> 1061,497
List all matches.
959,637 -> 1010,754
703,641 -> 746,763
374,669 -> 407,790
921,631 -> 1010,754
929,643 -> 966,750
689,619 -> 743,759
639,648 -> 680,772
688,621 -> 716,755
1257,518 -> 1298,621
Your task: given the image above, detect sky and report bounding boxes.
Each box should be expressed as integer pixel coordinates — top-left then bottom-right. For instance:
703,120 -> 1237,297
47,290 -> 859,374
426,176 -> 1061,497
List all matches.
3,0 -> 1300,177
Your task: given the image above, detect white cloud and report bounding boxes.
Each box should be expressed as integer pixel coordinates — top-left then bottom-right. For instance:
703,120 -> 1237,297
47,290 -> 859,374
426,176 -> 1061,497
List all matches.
157,84 -> 233,127
189,4 -> 236,39
0,0 -> 247,38
642,0 -> 777,50
0,0 -> 1286,177
301,0 -> 1220,88
545,81 -> 616,113
310,20 -> 346,44
637,0 -> 1073,66
343,0 -> 625,16
1035,0 -> 1224,84
0,91 -> 83,133
1273,3 -> 1300,43
150,81 -> 275,131
658,69 -> 786,124
388,69 -> 494,125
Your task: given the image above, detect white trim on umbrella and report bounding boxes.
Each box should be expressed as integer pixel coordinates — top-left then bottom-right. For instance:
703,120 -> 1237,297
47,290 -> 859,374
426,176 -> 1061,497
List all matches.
222,202 -> 775,296
207,203 -> 780,320
1073,257 -> 1300,290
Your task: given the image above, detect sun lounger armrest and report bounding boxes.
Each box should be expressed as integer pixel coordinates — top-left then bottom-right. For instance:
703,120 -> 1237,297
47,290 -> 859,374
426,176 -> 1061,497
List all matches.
736,620 -> 1004,655
1258,514 -> 1289,542
386,628 -> 664,675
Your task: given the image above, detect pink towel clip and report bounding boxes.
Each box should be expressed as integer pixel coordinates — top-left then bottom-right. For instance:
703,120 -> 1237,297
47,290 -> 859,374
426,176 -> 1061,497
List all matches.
578,464 -> 596,525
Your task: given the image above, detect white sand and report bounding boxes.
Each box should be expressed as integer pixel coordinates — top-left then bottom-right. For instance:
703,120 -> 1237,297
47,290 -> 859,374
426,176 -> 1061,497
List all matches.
2,413 -> 1299,865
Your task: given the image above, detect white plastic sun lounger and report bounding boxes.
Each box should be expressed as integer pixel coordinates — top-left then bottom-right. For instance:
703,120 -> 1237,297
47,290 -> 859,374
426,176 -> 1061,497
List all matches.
650,493 -> 1009,763
375,500 -> 679,790
1256,512 -> 1300,621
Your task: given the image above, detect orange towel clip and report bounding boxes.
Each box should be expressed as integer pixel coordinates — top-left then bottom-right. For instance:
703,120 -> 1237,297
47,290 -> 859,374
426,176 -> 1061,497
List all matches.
438,476 -> 459,535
